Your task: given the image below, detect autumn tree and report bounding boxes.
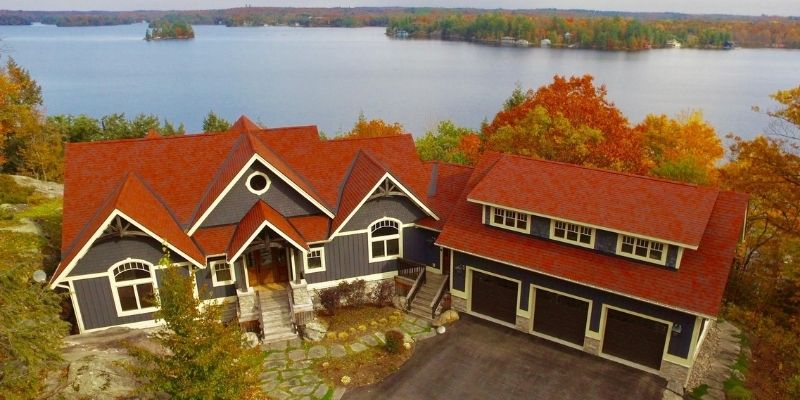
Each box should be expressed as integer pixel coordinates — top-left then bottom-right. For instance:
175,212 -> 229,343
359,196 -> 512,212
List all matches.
637,111 -> 723,185
484,75 -> 648,173
764,85 -> 800,140
720,86 -> 800,399
338,112 -> 404,139
128,251 -> 265,400
0,57 -> 46,173
415,120 -> 480,165
202,110 -> 231,132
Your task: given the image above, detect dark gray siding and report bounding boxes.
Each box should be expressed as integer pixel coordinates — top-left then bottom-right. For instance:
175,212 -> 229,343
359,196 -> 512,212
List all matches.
73,277 -> 154,330
531,216 -> 550,239
196,264 -> 238,300
70,236 -> 187,277
594,230 -> 618,253
666,245 -> 680,268
341,197 -> 426,232
451,251 -> 697,359
302,233 -> 397,284
201,163 -> 319,228
403,227 -> 439,267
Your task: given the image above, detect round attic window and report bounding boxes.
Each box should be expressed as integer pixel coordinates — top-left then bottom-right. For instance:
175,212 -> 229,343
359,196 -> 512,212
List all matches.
246,172 -> 270,195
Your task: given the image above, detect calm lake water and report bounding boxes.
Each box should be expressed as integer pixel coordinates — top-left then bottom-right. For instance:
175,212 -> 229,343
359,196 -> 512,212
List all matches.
1,23 -> 799,138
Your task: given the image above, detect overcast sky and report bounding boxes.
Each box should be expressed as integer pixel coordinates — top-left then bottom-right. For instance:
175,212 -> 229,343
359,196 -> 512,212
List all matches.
0,1 -> 798,17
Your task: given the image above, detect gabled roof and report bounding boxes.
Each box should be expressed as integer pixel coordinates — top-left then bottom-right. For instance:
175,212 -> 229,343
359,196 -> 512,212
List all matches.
288,215 -> 330,243
467,152 -> 719,247
418,161 -> 475,231
53,174 -> 205,285
438,152 -> 749,317
188,132 -> 333,234
228,115 -> 262,133
227,201 -> 309,263
330,151 -> 391,233
193,225 -> 237,256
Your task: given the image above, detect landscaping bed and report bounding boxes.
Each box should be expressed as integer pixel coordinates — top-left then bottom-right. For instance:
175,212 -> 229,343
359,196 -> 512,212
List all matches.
314,344 -> 413,388
318,305 -> 404,343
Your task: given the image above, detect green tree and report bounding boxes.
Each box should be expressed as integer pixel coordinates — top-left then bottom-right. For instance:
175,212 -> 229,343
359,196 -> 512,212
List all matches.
0,265 -> 70,398
415,120 -> 479,165
47,114 -> 103,143
502,82 -> 528,111
202,111 -> 231,132
128,251 -> 265,400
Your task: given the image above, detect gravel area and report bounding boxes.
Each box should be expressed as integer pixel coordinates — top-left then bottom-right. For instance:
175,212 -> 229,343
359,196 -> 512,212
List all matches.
686,321 -> 721,390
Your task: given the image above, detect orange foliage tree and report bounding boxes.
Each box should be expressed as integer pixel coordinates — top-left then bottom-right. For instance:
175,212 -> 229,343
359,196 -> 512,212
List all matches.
637,111 -> 723,185
338,112 -> 404,139
483,75 -> 649,174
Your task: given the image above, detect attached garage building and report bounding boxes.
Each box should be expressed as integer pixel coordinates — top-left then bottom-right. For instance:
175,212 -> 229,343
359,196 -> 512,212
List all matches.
601,307 -> 670,370
469,270 -> 519,324
532,287 -> 590,347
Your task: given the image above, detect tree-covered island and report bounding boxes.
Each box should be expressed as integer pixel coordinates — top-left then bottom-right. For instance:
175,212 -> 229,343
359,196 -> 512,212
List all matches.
145,19 -> 194,41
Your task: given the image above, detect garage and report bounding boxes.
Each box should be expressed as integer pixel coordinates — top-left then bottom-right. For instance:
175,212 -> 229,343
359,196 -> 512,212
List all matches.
601,308 -> 669,370
470,270 -> 518,324
532,288 -> 590,346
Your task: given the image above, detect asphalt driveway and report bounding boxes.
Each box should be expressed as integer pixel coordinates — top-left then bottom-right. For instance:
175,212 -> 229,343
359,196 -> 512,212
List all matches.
345,314 -> 666,400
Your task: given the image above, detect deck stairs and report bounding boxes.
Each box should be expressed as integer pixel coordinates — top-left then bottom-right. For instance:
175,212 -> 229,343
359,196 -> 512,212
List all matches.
257,288 -> 297,343
407,273 -> 447,321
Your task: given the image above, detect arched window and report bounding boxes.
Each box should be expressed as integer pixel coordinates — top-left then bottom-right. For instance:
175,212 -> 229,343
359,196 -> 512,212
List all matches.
368,219 -> 401,262
110,260 -> 157,316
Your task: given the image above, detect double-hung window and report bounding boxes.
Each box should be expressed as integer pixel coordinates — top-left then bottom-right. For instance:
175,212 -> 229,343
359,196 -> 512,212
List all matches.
551,220 -> 594,248
111,260 -> 157,316
369,219 -> 401,262
490,207 -> 530,233
304,247 -> 326,273
211,261 -> 235,286
618,235 -> 667,263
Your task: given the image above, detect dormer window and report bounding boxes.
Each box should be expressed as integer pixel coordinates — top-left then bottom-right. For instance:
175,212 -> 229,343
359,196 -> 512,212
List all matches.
490,207 -> 530,233
618,235 -> 666,264
550,220 -> 594,248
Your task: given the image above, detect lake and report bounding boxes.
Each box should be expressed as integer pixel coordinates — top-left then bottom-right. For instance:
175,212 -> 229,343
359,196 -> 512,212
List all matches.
1,23 -> 799,139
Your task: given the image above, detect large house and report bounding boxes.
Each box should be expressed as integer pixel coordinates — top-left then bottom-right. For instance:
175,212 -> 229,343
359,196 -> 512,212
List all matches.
50,117 -> 748,386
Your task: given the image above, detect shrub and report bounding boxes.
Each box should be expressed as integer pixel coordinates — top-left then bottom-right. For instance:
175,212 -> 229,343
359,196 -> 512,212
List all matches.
369,280 -> 394,306
317,286 -> 341,316
339,279 -> 367,307
0,175 -> 34,204
384,330 -> 404,354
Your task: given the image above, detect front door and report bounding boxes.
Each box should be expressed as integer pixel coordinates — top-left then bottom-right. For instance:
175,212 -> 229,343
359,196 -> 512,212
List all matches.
246,245 -> 290,286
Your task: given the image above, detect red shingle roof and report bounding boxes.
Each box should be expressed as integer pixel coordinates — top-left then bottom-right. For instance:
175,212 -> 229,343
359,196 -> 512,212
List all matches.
193,225 -> 237,256
438,153 -> 748,317
467,153 -> 719,247
331,151 -> 391,233
227,201 -> 309,263
288,215 -> 330,243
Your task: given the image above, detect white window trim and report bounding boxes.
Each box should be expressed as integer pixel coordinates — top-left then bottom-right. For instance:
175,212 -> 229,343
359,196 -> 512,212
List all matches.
303,246 -> 326,273
488,206 -> 531,234
245,171 -> 271,195
108,259 -> 159,317
616,235 -> 668,265
549,219 -> 595,249
210,260 -> 236,287
368,218 -> 403,262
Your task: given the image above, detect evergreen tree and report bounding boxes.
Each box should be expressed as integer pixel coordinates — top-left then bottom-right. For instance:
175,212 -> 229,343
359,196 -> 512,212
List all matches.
202,111 -> 231,132
128,250 -> 265,400
0,264 -> 70,398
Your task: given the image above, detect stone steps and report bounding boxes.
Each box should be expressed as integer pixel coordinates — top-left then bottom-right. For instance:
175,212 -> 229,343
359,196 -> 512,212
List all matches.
256,289 -> 297,344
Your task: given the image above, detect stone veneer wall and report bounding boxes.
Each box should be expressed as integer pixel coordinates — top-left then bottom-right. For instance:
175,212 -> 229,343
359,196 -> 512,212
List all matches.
515,315 -> 530,332
661,360 -> 691,385
583,337 -> 601,355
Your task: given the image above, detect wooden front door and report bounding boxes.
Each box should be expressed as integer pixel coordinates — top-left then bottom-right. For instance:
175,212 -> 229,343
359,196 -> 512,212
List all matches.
246,246 -> 290,286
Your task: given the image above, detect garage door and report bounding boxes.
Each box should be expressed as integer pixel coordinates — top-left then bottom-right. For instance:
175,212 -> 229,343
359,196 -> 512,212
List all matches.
471,271 -> 518,324
602,308 -> 669,370
532,289 -> 589,346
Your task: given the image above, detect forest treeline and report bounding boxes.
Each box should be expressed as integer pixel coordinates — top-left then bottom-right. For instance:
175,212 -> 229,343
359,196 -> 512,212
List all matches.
1,7 -> 799,49
387,12 -> 800,49
145,18 -> 194,40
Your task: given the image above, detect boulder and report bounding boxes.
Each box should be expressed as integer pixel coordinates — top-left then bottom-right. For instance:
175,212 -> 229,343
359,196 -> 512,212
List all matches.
392,295 -> 407,310
434,309 -> 459,326
304,318 -> 329,342
243,332 -> 260,348
436,326 -> 446,335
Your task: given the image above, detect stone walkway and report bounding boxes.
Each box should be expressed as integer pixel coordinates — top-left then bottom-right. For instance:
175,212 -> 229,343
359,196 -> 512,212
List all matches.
260,314 -> 436,400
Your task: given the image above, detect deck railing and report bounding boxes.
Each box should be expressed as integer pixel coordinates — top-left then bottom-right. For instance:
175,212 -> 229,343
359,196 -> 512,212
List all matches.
398,258 -> 426,280
430,274 -> 449,319
405,267 -> 426,311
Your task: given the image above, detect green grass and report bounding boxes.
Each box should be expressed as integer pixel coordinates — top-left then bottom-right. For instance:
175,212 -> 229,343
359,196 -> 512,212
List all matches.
320,388 -> 334,400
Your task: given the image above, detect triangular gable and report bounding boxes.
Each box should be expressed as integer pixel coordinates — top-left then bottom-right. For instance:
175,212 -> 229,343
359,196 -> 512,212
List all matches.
330,151 -> 439,237
227,201 -> 309,263
51,174 -> 205,287
187,132 -> 333,235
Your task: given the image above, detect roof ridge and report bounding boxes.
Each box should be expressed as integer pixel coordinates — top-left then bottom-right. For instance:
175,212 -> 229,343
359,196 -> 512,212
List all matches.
128,172 -> 186,230
329,133 -> 412,143
423,159 -> 475,171
498,152 -> 714,190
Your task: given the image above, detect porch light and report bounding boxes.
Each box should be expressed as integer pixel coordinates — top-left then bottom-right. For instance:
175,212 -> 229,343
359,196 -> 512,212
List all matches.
671,324 -> 682,334
454,264 -> 465,273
